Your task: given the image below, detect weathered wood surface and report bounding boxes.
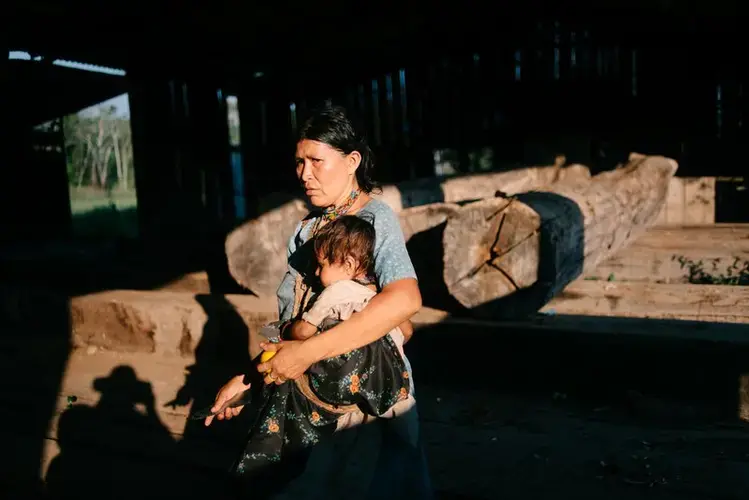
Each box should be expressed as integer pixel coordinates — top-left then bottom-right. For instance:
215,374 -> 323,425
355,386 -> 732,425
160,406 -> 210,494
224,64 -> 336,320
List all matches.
225,198 -> 310,296
654,176 -> 716,225
174,224 -> 749,291
225,165 -> 590,296
586,224 -> 749,283
544,280 -> 749,324
442,154 -> 678,317
373,162 -> 590,211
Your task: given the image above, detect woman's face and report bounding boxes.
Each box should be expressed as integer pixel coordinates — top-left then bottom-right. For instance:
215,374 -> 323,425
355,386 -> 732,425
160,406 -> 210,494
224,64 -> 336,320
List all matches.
295,139 -> 361,208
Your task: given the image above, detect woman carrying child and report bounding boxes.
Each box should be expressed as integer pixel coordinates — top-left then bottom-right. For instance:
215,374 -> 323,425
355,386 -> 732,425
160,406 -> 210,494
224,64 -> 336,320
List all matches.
205,105 -> 433,499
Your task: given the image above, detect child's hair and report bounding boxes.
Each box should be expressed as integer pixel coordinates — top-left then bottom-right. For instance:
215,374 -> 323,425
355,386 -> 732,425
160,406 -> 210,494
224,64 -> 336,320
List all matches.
314,215 -> 376,277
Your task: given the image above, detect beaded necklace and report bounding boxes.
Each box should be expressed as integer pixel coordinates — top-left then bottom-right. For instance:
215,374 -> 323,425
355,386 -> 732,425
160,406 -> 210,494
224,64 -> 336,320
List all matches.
310,188 -> 361,236
321,189 -> 360,221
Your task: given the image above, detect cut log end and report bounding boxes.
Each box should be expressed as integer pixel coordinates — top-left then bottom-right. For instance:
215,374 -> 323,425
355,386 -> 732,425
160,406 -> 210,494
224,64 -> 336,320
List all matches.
443,154 -> 678,315
443,197 -> 541,308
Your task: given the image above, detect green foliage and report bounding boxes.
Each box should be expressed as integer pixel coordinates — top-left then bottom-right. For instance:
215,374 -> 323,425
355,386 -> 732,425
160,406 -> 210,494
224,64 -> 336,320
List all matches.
672,255 -> 749,286
63,101 -> 138,239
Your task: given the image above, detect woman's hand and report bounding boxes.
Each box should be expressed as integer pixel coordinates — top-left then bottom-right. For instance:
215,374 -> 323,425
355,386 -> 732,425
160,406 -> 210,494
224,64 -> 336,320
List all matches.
203,374 -> 251,427
257,340 -> 314,385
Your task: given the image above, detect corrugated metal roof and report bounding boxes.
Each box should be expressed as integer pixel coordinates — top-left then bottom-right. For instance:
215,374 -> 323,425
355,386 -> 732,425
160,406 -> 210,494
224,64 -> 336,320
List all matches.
8,51 -> 125,76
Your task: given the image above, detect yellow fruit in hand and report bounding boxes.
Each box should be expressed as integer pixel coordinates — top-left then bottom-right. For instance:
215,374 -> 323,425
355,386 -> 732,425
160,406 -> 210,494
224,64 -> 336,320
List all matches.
260,350 -> 276,363
260,350 -> 277,375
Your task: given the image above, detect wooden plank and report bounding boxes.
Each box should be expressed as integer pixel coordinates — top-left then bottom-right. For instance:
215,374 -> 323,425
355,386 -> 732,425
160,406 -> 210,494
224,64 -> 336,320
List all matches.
587,224 -> 749,283
655,177 -> 717,225
684,177 -> 716,224
665,175 -> 686,224
544,280 -> 749,323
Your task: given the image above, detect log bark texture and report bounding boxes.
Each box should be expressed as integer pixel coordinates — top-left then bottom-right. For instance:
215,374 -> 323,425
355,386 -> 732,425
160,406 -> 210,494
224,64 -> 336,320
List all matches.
442,153 -> 678,317
225,165 -> 589,297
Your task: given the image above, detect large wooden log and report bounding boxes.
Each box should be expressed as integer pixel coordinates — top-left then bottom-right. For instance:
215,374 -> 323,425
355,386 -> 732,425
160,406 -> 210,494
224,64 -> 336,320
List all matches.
372,161 -> 589,211
586,224 -> 749,283
225,199 -> 310,295
167,223 -> 749,292
225,165 -> 589,296
443,153 -> 678,317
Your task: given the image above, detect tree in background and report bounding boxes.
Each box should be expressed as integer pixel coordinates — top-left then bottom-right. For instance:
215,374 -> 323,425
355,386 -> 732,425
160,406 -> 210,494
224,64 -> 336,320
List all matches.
63,104 -> 134,193
62,98 -> 138,238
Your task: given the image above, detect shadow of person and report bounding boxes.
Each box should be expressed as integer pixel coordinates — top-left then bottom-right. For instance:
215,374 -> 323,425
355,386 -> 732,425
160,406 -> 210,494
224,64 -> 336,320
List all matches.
45,366 -> 183,499
167,294 -> 256,469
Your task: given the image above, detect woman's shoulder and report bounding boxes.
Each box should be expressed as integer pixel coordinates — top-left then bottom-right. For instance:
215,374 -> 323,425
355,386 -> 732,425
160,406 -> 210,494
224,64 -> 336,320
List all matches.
359,198 -> 399,227
361,197 -> 395,214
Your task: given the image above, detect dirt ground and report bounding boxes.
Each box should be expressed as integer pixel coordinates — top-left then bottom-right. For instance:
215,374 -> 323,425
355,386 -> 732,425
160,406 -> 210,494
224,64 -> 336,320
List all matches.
3,273 -> 748,499
9,341 -> 747,500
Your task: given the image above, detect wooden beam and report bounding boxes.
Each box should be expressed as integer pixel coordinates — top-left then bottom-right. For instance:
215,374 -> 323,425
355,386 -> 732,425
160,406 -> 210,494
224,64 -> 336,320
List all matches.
587,224 -> 749,283
654,177 -> 716,225
544,280 -> 749,323
373,162 -> 585,211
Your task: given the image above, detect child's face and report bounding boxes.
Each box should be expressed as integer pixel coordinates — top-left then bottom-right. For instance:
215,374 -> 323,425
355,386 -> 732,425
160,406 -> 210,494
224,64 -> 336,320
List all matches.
315,253 -> 361,287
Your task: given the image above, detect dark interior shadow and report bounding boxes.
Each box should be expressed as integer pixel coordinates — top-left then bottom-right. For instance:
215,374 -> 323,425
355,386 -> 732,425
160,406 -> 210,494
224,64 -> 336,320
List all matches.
45,365 -> 229,499
406,315 -> 749,427
470,191 -> 585,320
0,286 -> 70,499
716,178 -> 749,223
390,177 -> 446,209
0,189 -> 304,297
0,190 -> 301,496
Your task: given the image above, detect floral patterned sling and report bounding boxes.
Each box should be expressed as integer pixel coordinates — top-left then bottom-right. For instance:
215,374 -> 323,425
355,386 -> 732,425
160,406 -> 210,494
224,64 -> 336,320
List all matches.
231,200 -> 411,479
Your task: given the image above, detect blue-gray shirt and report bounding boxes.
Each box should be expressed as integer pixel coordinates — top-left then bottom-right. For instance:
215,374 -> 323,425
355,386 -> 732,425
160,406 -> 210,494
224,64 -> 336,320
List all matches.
276,198 -> 418,322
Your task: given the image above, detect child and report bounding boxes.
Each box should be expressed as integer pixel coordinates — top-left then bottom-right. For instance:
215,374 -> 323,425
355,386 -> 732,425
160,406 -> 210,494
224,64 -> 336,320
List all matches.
286,214 -> 413,348
232,216 -> 415,480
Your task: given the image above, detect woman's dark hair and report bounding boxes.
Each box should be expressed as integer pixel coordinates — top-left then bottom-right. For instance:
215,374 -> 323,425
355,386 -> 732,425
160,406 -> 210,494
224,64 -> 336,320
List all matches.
314,215 -> 376,277
297,105 -> 378,194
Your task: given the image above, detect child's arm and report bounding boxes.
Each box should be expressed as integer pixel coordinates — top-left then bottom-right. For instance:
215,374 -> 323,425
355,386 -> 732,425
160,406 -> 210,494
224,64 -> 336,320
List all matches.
289,285 -> 342,341
398,319 -> 414,344
287,319 -> 319,341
